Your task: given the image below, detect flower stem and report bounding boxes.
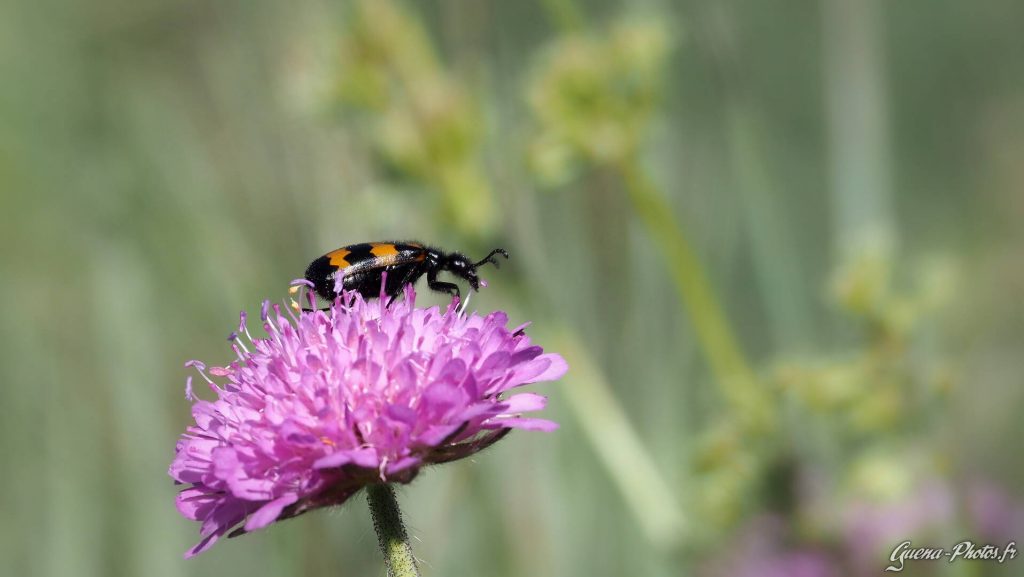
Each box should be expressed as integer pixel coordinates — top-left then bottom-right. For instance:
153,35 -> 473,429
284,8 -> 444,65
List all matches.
366,484 -> 420,577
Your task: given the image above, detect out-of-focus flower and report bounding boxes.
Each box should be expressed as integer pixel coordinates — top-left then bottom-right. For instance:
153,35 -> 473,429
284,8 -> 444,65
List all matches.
695,246 -> 958,546
703,469 -> 1023,576
966,479 -> 1024,542
169,284 -> 567,557
701,516 -> 837,577
841,478 -> 955,566
776,247 -> 958,435
527,20 -> 670,184
335,0 -> 494,236
830,242 -> 957,339
775,357 -> 906,433
691,420 -> 762,532
831,241 -> 894,323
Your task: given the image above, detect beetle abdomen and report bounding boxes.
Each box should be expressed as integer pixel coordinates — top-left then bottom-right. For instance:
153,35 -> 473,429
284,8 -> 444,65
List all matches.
305,242 -> 427,301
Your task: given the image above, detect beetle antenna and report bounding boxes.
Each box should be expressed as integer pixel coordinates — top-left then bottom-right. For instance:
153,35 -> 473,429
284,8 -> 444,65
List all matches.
473,248 -> 509,268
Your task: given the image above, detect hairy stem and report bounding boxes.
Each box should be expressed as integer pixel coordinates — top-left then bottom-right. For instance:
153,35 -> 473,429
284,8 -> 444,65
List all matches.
366,484 -> 420,577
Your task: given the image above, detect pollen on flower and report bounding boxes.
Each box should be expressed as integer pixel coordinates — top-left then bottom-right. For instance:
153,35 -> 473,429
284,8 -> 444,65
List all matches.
169,282 -> 567,557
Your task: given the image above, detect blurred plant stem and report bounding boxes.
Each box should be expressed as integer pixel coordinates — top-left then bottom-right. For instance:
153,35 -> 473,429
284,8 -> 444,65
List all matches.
525,7 -> 764,420
618,155 -> 771,427
725,105 -> 812,348
509,169 -> 688,550
550,327 -> 686,549
337,0 -> 494,238
525,7 -> 772,535
366,484 -> 420,577
822,0 -> 894,256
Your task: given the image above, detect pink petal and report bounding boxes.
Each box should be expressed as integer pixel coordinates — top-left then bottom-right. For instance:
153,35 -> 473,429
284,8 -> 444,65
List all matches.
385,456 -> 421,476
524,354 -> 569,383
175,488 -> 223,521
244,494 -> 298,532
501,393 -> 548,413
484,417 -> 560,432
313,447 -> 378,470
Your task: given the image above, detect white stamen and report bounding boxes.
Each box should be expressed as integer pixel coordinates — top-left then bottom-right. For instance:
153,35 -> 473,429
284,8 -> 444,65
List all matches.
239,316 -> 255,344
191,366 -> 215,385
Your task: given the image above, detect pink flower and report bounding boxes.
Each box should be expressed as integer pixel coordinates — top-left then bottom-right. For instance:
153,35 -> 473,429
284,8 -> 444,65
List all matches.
169,284 -> 567,557
701,516 -> 837,577
966,479 -> 1024,542
841,480 -> 954,567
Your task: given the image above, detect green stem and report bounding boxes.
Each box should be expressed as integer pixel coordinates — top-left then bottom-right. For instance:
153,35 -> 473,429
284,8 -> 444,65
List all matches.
725,104 -> 812,348
822,0 -> 894,254
618,156 -> 770,426
366,484 -> 420,577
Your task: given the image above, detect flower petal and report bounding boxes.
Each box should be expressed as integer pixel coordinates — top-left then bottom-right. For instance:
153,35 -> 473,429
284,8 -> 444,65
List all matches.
244,494 -> 299,532
484,417 -> 560,432
313,447 -> 378,470
501,392 -> 548,413
523,354 -> 569,383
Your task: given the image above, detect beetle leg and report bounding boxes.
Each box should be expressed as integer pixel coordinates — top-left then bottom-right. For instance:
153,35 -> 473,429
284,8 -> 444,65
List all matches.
386,263 -> 427,307
426,268 -> 461,300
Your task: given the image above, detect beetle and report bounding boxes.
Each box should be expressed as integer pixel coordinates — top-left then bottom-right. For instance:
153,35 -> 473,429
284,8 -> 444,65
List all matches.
304,241 -> 509,304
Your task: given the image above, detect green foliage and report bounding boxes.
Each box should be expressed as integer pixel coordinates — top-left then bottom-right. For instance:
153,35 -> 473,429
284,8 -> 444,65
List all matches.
335,0 -> 494,238
527,19 -> 670,183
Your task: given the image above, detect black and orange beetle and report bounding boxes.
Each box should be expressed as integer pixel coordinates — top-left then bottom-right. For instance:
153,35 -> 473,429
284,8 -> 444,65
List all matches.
304,241 -> 508,304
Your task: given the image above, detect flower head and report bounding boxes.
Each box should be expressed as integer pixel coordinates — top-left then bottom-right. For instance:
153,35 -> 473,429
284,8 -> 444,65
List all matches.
170,283 -> 567,557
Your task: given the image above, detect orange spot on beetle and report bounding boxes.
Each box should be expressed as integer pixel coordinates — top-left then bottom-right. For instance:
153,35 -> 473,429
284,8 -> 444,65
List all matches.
328,249 -> 351,268
370,244 -> 399,257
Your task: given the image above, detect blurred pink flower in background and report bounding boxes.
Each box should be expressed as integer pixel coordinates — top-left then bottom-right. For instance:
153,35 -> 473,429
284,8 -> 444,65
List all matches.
700,516 -> 838,577
841,480 -> 955,564
700,471 -> 1024,577
966,479 -> 1024,542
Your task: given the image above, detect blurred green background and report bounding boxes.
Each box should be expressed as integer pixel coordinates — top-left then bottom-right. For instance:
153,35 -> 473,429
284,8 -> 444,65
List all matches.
2,0 -> 1023,576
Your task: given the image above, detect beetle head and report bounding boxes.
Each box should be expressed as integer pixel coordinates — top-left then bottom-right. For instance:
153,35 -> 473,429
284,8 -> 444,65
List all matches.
444,248 -> 508,291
